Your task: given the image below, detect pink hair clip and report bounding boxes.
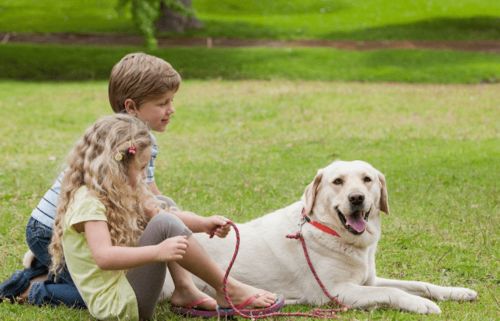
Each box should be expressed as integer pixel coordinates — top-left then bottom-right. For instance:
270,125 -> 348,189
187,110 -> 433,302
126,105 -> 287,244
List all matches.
128,145 -> 137,155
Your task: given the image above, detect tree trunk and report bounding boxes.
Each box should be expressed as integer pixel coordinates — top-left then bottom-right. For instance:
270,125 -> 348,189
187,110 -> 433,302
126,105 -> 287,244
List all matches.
155,0 -> 203,33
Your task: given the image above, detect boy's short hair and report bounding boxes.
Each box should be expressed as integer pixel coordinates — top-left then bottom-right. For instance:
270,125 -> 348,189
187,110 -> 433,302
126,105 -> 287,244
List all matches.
108,52 -> 181,113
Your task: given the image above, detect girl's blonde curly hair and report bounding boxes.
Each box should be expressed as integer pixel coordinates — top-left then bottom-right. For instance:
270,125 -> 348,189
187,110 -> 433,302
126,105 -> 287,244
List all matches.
49,114 -> 154,276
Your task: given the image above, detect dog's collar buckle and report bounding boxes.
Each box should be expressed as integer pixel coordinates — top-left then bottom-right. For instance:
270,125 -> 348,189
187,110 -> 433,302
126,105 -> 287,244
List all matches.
300,208 -> 341,238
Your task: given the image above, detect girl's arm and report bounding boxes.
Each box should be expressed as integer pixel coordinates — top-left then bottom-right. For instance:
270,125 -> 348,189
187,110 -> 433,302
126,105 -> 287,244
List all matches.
169,210 -> 230,237
169,210 -> 207,232
146,181 -> 230,237
82,220 -> 188,270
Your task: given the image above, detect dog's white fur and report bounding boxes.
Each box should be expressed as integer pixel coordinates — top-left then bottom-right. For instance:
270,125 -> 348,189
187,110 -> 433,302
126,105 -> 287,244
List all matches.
162,160 -> 477,314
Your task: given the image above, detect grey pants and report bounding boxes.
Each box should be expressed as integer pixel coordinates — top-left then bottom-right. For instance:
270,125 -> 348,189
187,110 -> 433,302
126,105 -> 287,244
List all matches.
127,212 -> 192,320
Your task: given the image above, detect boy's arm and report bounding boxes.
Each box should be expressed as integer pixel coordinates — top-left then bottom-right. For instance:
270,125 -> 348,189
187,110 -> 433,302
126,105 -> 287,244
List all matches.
81,220 -> 188,270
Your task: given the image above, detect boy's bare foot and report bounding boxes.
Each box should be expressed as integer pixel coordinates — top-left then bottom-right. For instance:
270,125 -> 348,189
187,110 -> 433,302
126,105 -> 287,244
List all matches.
215,279 -> 277,309
170,284 -> 217,310
16,274 -> 48,303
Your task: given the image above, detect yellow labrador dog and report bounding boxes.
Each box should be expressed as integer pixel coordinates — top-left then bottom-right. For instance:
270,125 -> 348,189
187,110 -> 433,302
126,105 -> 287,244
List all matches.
162,160 -> 477,314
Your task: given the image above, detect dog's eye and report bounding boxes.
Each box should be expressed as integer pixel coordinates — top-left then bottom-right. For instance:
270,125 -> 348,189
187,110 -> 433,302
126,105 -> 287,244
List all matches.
363,176 -> 372,183
333,178 -> 343,185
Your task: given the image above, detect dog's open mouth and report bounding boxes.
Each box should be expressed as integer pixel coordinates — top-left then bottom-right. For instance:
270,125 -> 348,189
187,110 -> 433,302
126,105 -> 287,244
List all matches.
336,207 -> 370,235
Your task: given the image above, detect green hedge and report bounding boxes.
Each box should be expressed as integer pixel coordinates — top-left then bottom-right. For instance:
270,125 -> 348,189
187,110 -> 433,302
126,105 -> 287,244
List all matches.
1,43 -> 499,83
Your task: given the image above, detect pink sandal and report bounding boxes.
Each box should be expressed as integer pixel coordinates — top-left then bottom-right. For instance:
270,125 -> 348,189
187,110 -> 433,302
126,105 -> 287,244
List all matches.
218,293 -> 285,317
171,294 -> 285,318
170,297 -> 219,318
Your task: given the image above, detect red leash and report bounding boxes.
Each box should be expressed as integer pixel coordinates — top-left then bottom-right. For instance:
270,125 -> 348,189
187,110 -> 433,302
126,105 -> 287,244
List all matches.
285,232 -> 347,307
221,221 -> 349,319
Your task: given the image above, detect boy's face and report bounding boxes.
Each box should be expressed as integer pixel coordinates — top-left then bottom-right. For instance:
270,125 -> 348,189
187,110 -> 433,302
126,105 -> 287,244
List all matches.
129,91 -> 176,132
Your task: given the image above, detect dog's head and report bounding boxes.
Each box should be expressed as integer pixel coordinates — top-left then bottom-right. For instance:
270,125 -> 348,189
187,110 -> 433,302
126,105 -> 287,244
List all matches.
302,160 -> 389,245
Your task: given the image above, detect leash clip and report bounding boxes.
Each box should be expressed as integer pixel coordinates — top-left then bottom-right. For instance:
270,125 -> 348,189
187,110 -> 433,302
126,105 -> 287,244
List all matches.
299,207 -> 312,232
298,215 -> 310,235
300,216 -> 307,227
287,207 -> 310,239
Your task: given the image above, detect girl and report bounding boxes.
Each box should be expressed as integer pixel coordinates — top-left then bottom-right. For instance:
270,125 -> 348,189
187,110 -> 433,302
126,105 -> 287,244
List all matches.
49,114 -> 283,320
0,52 -> 223,309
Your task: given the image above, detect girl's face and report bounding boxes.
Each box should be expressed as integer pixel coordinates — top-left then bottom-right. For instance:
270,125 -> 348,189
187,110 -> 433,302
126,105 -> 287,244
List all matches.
128,147 -> 152,188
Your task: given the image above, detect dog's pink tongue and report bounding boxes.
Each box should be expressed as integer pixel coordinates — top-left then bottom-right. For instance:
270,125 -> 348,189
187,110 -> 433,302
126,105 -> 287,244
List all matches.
346,215 -> 366,233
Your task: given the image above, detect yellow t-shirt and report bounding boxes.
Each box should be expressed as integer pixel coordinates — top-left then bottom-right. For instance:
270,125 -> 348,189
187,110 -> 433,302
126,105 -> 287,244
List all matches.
62,186 -> 139,321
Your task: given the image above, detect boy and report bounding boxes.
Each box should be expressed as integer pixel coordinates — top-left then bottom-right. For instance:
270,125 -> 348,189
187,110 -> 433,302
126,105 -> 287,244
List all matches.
0,53 -> 226,312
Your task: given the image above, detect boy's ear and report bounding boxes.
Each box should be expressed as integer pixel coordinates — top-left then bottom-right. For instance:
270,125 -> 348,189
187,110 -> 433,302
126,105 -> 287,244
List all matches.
124,99 -> 138,115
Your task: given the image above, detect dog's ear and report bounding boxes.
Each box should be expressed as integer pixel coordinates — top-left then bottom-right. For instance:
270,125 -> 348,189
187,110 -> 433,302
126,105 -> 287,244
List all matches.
302,170 -> 323,216
377,171 -> 389,214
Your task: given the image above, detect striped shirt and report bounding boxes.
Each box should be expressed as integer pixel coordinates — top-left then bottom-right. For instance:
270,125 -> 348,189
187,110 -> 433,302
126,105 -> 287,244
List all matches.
147,134 -> 158,183
31,133 -> 159,229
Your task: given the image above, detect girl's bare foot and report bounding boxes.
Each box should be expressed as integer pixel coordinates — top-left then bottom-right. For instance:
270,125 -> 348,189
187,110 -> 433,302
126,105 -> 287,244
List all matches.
170,284 -> 216,310
215,278 -> 277,309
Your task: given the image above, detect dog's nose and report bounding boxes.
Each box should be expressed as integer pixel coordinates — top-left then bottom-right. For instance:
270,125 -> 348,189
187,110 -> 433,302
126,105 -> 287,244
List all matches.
348,193 -> 365,206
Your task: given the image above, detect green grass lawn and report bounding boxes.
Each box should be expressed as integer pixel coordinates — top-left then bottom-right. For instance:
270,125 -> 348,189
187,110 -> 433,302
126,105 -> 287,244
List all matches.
1,43 -> 499,83
0,80 -> 498,320
0,0 -> 499,40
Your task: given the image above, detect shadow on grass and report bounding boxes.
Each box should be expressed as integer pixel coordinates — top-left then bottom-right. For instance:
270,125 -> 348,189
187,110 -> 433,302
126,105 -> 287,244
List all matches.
189,16 -> 500,41
325,16 -> 500,41
0,43 -> 498,83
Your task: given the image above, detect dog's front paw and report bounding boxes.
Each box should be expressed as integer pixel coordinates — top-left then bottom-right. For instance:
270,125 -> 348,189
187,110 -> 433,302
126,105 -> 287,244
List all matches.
397,296 -> 441,314
440,287 -> 477,301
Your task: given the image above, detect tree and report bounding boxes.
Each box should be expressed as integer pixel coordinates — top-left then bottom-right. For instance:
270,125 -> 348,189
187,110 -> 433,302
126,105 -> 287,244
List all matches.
155,0 -> 202,33
117,0 -> 202,49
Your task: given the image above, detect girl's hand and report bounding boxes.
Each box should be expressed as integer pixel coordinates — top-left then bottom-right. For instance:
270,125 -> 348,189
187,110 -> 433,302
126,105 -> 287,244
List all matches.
156,236 -> 189,262
203,216 -> 231,238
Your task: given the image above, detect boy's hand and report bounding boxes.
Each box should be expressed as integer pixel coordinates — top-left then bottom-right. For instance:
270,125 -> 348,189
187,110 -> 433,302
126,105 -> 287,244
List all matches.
156,236 -> 189,262
144,198 -> 160,218
204,216 -> 231,238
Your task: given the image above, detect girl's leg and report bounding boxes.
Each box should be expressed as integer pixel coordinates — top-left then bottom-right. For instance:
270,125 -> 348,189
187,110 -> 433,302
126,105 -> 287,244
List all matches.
168,263 -> 216,309
127,212 -> 276,319
126,213 -> 192,320
156,197 -> 215,308
177,236 -> 277,308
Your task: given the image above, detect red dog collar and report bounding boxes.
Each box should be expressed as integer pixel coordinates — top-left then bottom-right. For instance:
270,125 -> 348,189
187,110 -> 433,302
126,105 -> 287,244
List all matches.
302,209 -> 340,238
